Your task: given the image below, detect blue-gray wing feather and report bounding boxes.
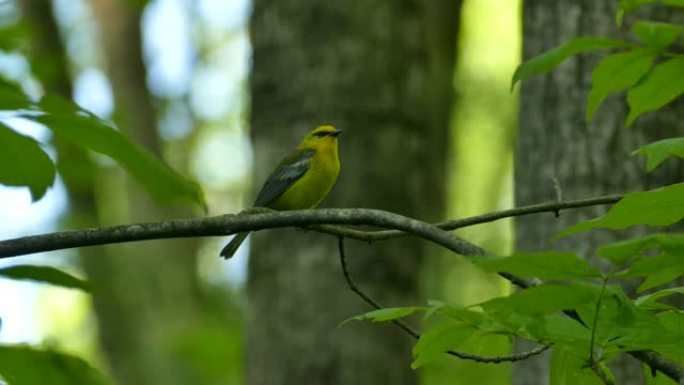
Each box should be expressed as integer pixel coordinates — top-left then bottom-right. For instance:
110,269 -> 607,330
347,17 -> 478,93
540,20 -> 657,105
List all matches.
254,149 -> 315,207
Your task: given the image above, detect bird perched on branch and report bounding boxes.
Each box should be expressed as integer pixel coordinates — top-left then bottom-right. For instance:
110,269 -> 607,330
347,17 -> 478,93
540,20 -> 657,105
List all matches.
220,125 -> 342,258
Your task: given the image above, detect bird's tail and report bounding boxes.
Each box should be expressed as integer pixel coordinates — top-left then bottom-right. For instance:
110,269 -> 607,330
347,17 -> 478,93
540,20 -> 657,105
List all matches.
220,232 -> 250,259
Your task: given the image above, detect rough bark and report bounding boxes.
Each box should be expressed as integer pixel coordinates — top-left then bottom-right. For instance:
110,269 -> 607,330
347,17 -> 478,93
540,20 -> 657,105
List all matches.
248,1 -> 460,384
515,2 -> 684,385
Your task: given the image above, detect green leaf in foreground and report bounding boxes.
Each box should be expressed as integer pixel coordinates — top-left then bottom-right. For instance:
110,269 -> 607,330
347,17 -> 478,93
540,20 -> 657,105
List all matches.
341,307 -> 425,326
654,311 -> 684,360
626,56 -> 684,126
617,1 -> 684,25
556,183 -> 684,237
634,137 -> 684,171
480,284 -> 595,317
586,49 -> 656,122
29,96 -> 206,209
621,253 -> 684,292
0,123 -> 55,201
0,79 -> 32,110
0,265 -> 91,292
411,321 -> 474,369
597,233 -> 684,265
473,252 -> 601,280
511,37 -> 632,90
635,287 -> 684,308
631,20 -> 683,49
600,288 -> 672,350
0,345 -> 112,385
550,346 -> 610,385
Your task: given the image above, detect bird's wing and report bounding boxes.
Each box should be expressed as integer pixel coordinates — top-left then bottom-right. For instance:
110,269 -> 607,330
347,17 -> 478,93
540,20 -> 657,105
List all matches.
254,149 -> 315,207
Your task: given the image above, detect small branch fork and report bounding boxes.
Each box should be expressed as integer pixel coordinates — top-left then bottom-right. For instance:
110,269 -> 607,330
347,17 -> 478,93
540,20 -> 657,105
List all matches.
0,194 -> 682,382
337,237 -> 550,364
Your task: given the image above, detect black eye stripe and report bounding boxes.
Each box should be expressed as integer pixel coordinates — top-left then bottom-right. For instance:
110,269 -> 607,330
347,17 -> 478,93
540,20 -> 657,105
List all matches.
313,131 -> 329,137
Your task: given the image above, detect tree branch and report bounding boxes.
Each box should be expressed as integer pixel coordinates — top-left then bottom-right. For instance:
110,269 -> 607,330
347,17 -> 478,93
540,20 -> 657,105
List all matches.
0,195 -> 622,258
311,194 -> 623,242
0,208 -> 482,259
337,237 -> 551,364
0,197 -> 681,382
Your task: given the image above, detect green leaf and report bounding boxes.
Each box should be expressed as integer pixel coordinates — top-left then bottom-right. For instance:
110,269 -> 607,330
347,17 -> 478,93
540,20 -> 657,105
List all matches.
622,253 -> 684,292
597,233 -> 684,265
341,307 -> 425,326
653,311 -> 684,360
617,1 -> 684,24
550,346 -> 606,385
29,96 -> 206,208
634,137 -> 684,171
586,49 -> 657,121
0,79 -> 32,110
602,288 -> 671,350
632,21 -> 683,48
411,321 -> 474,369
511,37 -> 633,90
480,284 -> 595,317
431,304 -> 486,327
557,183 -> 684,237
0,22 -> 27,52
473,252 -> 602,280
0,123 -> 56,201
635,287 -> 684,308
526,314 -> 592,349
0,265 -> 91,292
0,345 -> 112,385
617,0 -> 658,15
626,56 -> 684,126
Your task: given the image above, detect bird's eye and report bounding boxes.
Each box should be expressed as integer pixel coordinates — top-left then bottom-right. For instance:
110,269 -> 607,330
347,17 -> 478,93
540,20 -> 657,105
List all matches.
313,131 -> 328,137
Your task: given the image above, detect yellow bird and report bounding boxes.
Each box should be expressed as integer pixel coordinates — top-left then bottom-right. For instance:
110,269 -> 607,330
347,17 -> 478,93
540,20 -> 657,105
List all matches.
220,125 -> 342,258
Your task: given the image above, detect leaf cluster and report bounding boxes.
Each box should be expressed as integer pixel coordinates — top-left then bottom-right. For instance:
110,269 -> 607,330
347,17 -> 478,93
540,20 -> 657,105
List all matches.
0,81 -> 205,207
351,2 -> 684,383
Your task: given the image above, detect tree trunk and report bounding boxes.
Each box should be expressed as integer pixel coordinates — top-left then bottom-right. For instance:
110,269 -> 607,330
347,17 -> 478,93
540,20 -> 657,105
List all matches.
515,2 -> 684,385
248,1 -> 460,384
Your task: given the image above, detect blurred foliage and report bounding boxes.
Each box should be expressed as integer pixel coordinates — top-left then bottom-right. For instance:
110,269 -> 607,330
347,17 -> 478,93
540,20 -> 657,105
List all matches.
0,265 -> 91,291
0,345 -> 112,385
0,86 -> 206,208
0,121 -> 55,200
0,0 -> 241,383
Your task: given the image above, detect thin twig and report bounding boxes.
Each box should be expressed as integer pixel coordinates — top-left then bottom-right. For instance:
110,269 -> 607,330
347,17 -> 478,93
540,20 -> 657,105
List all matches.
588,277 -> 613,385
589,277 -> 609,363
337,237 -> 551,364
552,177 -> 563,217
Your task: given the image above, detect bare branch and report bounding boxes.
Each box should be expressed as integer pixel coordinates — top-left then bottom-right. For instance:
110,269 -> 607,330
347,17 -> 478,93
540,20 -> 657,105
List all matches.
0,208 -> 482,259
312,195 -> 623,241
0,195 -> 623,258
337,237 -> 550,364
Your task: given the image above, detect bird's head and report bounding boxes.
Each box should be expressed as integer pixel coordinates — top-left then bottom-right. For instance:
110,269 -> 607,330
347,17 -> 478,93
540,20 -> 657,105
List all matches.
299,125 -> 342,149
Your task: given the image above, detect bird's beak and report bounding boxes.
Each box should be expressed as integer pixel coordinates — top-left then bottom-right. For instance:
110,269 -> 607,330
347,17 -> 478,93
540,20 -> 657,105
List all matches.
330,129 -> 343,137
